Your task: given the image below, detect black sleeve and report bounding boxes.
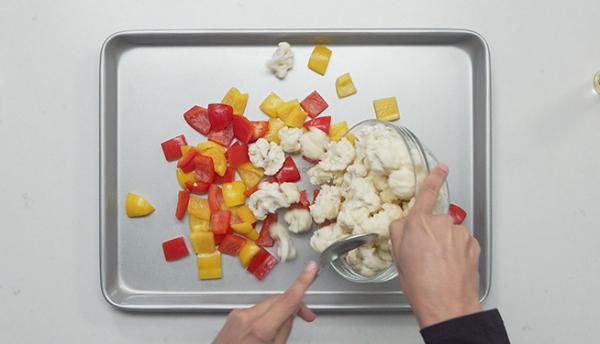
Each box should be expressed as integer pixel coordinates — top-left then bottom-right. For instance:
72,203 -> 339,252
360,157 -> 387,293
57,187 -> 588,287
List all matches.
420,309 -> 510,344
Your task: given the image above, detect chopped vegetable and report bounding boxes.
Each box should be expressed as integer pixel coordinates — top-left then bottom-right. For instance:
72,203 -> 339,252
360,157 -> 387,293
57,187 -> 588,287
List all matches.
208,185 -> 226,213
162,237 -> 189,261
276,99 -> 300,118
313,189 -> 320,202
308,44 -> 332,75
211,210 -> 231,235
449,203 -> 467,225
250,121 -> 269,142
221,87 -> 248,115
187,196 -> 211,220
194,155 -> 215,184
177,148 -> 198,173
161,135 -> 187,161
239,240 -> 261,268
184,106 -> 211,135
231,222 -> 259,241
300,90 -> 328,118
236,161 -> 264,189
226,142 -> 250,168
373,96 -> 400,121
197,142 -> 227,177
213,166 -> 235,184
197,251 -> 222,280
180,145 -> 193,156
303,116 -> 331,134
247,248 -> 278,280
176,169 -> 196,190
256,213 -> 277,247
197,141 -> 227,153
189,230 -> 216,254
125,192 -> 155,218
208,124 -> 235,147
335,73 -> 357,98
302,155 -> 320,164
244,183 -> 260,197
222,181 -> 247,207
299,190 -> 311,208
275,156 -> 301,183
277,99 -> 307,128
232,115 -> 254,144
185,181 -> 210,194
207,103 -> 233,131
329,121 -> 348,142
189,215 -> 210,232
218,234 -> 246,256
259,92 -> 284,117
233,204 -> 257,224
175,191 -> 190,220
265,118 -> 285,143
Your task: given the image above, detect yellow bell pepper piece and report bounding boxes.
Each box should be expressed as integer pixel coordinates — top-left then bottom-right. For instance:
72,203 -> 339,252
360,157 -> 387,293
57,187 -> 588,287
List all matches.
188,196 -> 211,220
236,162 -> 264,189
276,99 -> 300,118
344,133 -> 357,146
265,118 -> 286,144
222,181 -> 247,207
231,222 -> 259,241
176,169 -> 196,190
221,87 -> 249,115
233,205 -> 257,224
373,97 -> 400,122
329,121 -> 349,142
189,231 -> 216,254
189,215 -> 210,232
335,73 -> 357,98
308,44 -> 332,75
259,92 -> 284,117
197,251 -> 222,280
196,142 -> 227,176
239,240 -> 261,268
280,107 -> 308,128
197,141 -> 226,154
125,192 -> 155,217
180,145 -> 193,156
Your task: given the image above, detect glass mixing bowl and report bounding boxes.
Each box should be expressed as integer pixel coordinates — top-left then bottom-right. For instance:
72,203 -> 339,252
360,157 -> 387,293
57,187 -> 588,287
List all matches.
329,119 -> 450,283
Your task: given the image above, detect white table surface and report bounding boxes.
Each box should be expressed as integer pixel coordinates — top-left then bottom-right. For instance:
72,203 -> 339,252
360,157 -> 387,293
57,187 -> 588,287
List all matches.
1,0 -> 599,342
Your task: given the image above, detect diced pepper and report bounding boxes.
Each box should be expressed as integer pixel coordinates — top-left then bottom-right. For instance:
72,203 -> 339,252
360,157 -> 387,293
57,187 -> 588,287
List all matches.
335,73 -> 357,98
208,124 -> 234,147
247,248 -> 278,280
189,215 -> 210,232
187,196 -> 211,220
125,192 -> 155,218
308,44 -> 332,75
233,204 -> 257,224
162,237 -> 189,261
344,133 -> 357,146
275,156 -> 301,183
221,87 -> 248,115
208,185 -> 226,213
207,103 -> 233,131
161,135 -> 187,161
218,234 -> 246,256
302,155 -> 320,164
185,181 -> 210,194
184,106 -> 211,135
250,121 -> 269,142
259,92 -> 284,117
303,116 -> 331,134
276,99 -> 300,118
449,203 -> 467,225
265,118 -> 285,144
213,166 -> 235,184
197,251 -> 222,280
232,115 -> 254,144
177,169 -> 197,190
214,232 -> 227,246
175,191 -> 190,220
197,141 -> 227,154
280,107 -> 307,128
329,121 -> 348,142
244,183 -> 260,197
211,210 -> 231,235
300,90 -> 328,118
256,213 -> 277,247
231,222 -> 259,241
239,240 -> 261,268
299,190 -> 311,208
180,145 -> 193,156
177,148 -> 198,173
222,181 -> 247,207
373,96 -> 400,122
197,142 -> 228,177
236,162 -> 264,189
194,155 -> 215,184
189,230 -> 216,254
313,189 -> 320,203
226,142 -> 249,168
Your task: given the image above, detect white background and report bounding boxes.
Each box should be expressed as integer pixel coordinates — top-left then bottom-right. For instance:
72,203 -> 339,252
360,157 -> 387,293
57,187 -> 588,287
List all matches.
1,1 -> 599,343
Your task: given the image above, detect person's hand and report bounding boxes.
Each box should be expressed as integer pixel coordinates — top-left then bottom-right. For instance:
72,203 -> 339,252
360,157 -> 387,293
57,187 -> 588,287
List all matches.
213,261 -> 319,344
390,164 -> 481,328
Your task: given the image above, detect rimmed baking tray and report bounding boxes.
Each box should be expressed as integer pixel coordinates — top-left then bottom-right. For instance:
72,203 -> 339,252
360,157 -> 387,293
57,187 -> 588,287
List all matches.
100,29 -> 491,311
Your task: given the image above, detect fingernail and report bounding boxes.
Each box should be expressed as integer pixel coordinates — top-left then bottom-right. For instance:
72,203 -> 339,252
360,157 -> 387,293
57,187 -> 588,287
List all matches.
437,163 -> 449,173
305,261 -> 319,274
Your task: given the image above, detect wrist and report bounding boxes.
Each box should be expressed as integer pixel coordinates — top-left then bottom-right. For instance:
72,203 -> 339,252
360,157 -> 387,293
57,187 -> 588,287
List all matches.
413,297 -> 481,329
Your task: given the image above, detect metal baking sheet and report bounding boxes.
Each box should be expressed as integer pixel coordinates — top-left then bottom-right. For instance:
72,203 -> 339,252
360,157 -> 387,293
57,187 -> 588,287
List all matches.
100,29 -> 491,311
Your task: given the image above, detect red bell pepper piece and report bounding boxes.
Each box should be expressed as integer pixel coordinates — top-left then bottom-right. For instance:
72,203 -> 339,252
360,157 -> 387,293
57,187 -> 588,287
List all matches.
161,135 -> 187,161
184,106 -> 211,135
300,90 -> 328,118
194,155 -> 215,184
250,121 -> 269,142
313,189 -> 320,203
214,166 -> 235,184
448,203 -> 467,225
303,116 -> 331,134
247,248 -> 278,280
256,213 -> 277,247
175,191 -> 190,220
207,103 -> 233,132
177,148 -> 198,173
302,155 -> 320,164
208,124 -> 234,147
208,185 -> 225,213
232,115 -> 254,144
185,181 -> 210,194
319,219 -> 335,228
291,190 -> 311,209
244,183 -> 260,197
275,156 -> 301,183
211,210 -> 231,235
226,142 -> 249,168
218,234 -> 247,256
162,236 -> 189,261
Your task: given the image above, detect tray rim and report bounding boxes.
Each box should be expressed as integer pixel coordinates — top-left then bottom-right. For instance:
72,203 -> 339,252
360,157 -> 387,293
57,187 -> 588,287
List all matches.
99,28 -> 492,312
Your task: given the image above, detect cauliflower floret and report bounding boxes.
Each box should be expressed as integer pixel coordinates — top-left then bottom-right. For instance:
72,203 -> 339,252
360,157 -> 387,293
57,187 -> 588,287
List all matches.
345,178 -> 381,213
307,165 -> 340,186
269,222 -> 296,261
345,245 -> 391,277
380,188 -> 400,203
357,125 -> 412,174
300,127 -> 329,161
367,171 -> 388,191
266,42 -> 294,79
337,199 -> 370,230
388,167 -> 416,200
309,185 -> 342,224
248,138 -> 285,176
318,139 -> 355,172
278,127 -> 302,153
356,203 -> 404,239
248,182 -> 300,220
284,208 -> 313,234
310,223 -> 349,252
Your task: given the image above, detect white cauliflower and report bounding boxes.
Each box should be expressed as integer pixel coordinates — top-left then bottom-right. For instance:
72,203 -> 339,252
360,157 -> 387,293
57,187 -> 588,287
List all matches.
344,178 -> 381,213
336,199 -> 370,230
266,41 -> 294,79
309,185 -> 342,224
318,139 -> 355,172
355,124 -> 412,174
310,223 -> 349,253
388,167 -> 416,200
346,245 -> 391,277
300,127 -> 329,161
248,138 -> 285,176
355,203 -> 404,239
284,208 -> 313,234
367,171 -> 388,191
248,182 -> 300,220
307,166 -> 341,186
269,222 -> 296,261
278,127 -> 302,153
380,188 -> 400,203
